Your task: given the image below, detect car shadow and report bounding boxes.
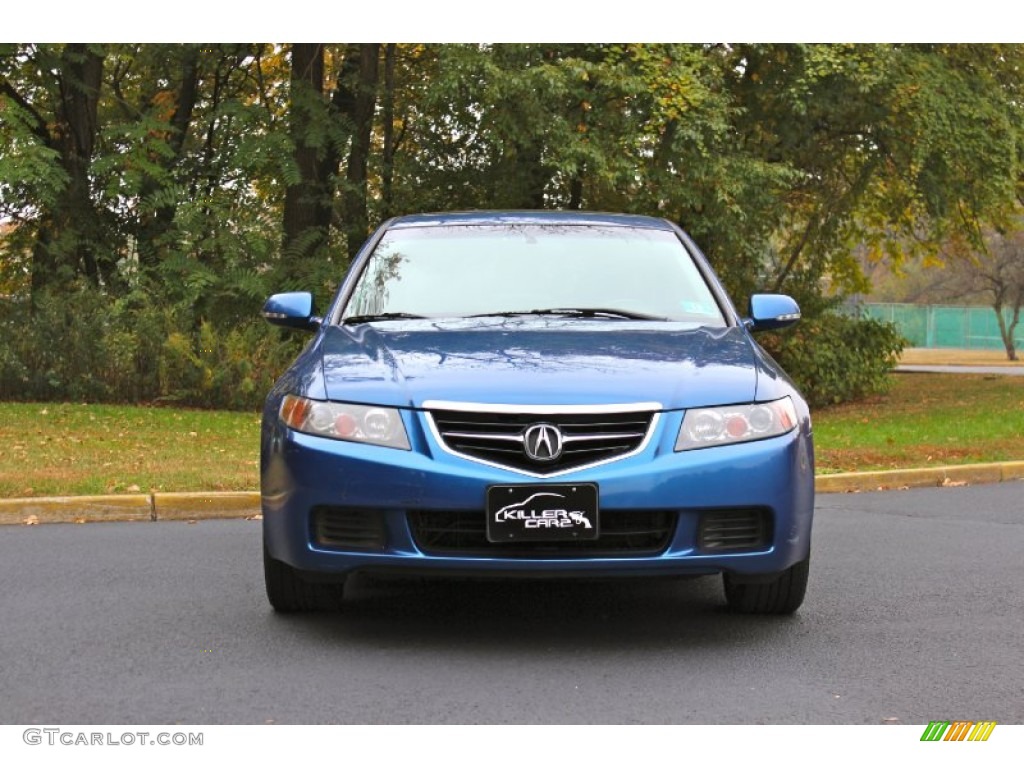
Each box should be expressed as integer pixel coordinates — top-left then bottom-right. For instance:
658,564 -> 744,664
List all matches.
266,573 -> 807,653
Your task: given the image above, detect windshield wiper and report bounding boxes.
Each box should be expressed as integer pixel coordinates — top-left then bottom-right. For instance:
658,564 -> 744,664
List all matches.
468,308 -> 666,321
341,312 -> 428,325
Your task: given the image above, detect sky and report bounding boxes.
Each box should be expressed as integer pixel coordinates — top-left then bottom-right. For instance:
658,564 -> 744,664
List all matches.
5,2 -> 1016,43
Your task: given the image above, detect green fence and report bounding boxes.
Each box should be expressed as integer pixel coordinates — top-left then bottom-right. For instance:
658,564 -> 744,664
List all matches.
861,303 -> 1022,350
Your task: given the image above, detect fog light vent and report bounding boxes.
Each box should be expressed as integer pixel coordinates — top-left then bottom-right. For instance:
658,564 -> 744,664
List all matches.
311,506 -> 386,551
697,508 -> 771,552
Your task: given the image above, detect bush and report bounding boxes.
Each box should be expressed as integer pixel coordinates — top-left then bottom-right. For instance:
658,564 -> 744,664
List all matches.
0,288 -> 302,410
760,310 -> 906,408
1,288 -> 904,412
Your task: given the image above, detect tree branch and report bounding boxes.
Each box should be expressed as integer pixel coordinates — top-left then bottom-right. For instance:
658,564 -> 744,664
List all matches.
0,78 -> 50,142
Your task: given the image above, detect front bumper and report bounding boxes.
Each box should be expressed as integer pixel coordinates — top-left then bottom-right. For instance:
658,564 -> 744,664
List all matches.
261,408 -> 814,579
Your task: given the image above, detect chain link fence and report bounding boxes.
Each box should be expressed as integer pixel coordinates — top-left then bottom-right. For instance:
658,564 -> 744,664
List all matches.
861,303 -> 1022,349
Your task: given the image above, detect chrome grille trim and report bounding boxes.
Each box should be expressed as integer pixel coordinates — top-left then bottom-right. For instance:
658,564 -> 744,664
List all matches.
421,400 -> 662,414
423,405 -> 661,478
439,431 -> 647,444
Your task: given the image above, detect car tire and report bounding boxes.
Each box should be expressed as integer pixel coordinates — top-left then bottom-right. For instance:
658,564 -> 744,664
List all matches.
263,543 -> 345,613
722,556 -> 809,615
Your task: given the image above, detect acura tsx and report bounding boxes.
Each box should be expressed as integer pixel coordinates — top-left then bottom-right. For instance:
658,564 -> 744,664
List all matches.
260,211 -> 814,614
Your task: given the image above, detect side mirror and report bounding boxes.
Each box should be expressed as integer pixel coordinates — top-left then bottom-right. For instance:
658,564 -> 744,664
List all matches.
262,292 -> 321,331
745,294 -> 801,332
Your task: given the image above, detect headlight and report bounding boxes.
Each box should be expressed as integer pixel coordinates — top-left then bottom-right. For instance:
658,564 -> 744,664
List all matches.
279,395 -> 411,450
675,397 -> 798,451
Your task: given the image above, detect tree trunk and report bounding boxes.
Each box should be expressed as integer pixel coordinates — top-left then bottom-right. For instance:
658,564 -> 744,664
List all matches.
993,302 -> 1018,361
568,173 -> 584,210
381,44 -> 397,220
339,44 -> 380,262
994,301 -> 1020,361
31,44 -> 105,296
282,44 -> 333,269
138,45 -> 200,272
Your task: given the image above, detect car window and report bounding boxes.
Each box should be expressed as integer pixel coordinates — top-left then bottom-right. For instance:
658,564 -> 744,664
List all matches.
343,224 -> 727,326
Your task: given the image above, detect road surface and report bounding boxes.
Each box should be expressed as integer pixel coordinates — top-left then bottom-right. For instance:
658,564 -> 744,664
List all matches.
1,483 -> 1021,724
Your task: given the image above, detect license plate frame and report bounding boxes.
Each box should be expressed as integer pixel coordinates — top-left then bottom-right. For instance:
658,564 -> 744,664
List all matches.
485,483 -> 599,543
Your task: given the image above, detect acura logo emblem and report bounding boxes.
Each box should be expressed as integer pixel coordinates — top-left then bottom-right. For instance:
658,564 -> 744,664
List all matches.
522,423 -> 564,463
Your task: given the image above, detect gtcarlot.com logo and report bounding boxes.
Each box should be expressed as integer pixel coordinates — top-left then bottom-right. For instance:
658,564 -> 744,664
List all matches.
920,721 -> 997,742
23,728 -> 203,747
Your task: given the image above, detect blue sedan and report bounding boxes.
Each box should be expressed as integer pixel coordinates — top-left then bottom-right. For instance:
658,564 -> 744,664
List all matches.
260,212 -> 814,614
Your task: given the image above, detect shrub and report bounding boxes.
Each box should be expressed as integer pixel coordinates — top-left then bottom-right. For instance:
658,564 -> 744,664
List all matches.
0,288 -> 302,410
2,288 -> 904,412
760,310 -> 906,408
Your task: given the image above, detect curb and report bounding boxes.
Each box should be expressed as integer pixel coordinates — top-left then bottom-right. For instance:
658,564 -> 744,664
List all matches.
2,462 -> 1023,526
152,492 -> 261,521
0,491 -> 260,526
0,494 -> 154,525
814,461 -> 1024,494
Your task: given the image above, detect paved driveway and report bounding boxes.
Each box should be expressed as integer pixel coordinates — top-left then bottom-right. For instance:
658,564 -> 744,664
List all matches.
0,482 -> 1021,724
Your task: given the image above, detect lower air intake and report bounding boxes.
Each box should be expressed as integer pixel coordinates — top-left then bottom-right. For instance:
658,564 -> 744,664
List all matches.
408,509 -> 676,558
311,506 -> 387,551
697,508 -> 772,552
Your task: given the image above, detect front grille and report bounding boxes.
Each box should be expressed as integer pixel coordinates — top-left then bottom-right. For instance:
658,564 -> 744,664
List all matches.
408,509 -> 676,558
697,508 -> 772,552
428,408 -> 655,474
312,506 -> 387,551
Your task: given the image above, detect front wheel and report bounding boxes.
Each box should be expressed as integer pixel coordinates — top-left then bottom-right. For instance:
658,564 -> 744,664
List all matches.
263,543 -> 345,613
723,557 -> 809,615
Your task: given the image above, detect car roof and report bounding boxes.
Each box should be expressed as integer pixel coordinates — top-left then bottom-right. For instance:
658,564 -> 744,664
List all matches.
387,210 -> 676,231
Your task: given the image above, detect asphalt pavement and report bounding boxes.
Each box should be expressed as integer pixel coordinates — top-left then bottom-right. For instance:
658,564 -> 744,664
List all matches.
0,482 -> 1021,724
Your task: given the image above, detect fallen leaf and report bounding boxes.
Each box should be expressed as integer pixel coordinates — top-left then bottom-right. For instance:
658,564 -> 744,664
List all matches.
246,514 -> 264,521
940,477 -> 967,487
24,515 -> 39,526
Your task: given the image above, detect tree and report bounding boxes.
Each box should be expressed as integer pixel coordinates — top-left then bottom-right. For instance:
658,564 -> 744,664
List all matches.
946,226 -> 1024,360
3,43 -> 1024,408
1,44 -> 109,296
337,44 -> 380,261
281,44 -> 333,270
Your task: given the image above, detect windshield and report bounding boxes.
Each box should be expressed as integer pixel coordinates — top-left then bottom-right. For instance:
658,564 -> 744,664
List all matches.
342,224 -> 727,326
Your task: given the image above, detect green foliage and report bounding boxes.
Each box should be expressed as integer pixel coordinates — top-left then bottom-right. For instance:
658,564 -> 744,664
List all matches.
761,311 -> 907,408
0,98 -> 68,211
0,289 -> 303,409
3,43 -> 1023,409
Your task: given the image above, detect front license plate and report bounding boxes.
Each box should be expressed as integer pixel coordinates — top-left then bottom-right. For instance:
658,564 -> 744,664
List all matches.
486,484 -> 599,543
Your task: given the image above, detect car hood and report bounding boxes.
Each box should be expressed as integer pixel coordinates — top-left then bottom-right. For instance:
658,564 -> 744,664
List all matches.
318,318 -> 763,410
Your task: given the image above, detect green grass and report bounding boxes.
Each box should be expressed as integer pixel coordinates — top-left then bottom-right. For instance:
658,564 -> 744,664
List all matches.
2,372 -> 1023,496
813,373 -> 1024,473
0,402 -> 260,497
